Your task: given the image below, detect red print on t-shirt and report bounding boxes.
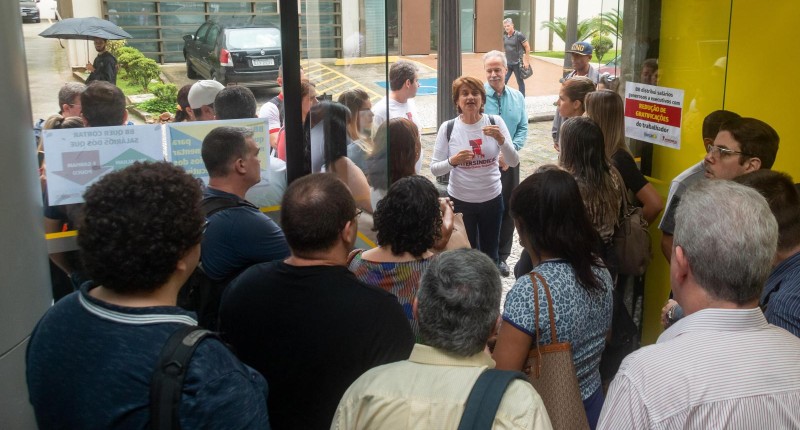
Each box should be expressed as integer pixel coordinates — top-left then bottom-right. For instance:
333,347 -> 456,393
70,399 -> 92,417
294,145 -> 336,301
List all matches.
469,139 -> 484,158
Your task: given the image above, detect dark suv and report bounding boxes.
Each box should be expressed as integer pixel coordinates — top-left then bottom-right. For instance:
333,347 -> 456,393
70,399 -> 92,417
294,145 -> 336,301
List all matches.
20,0 -> 40,23
183,21 -> 281,87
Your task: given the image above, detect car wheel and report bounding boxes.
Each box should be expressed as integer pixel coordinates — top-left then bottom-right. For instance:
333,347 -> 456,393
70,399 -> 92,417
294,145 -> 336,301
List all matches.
185,58 -> 198,79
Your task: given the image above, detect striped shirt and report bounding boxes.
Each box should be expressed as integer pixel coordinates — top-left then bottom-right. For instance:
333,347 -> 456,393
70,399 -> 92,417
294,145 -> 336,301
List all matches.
762,250 -> 800,337
598,308 -> 800,429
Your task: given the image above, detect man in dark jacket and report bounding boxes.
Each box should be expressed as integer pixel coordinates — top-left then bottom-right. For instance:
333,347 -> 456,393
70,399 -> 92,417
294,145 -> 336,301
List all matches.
86,38 -> 117,85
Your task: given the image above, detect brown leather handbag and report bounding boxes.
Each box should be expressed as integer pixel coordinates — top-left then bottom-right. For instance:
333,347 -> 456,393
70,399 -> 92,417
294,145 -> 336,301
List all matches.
526,272 -> 589,430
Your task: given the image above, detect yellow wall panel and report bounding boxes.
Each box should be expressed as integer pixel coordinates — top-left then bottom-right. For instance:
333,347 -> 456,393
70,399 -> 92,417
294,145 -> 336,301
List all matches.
643,0 -> 733,344
646,0 -> 798,344
725,0 -> 799,177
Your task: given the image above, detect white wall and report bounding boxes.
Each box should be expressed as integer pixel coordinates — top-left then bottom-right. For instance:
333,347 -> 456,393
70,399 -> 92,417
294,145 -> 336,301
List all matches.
66,0 -> 103,67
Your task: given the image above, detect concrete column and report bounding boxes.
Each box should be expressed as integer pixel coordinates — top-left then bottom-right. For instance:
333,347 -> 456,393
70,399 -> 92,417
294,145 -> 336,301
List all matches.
0,4 -> 54,428
437,0 -> 462,126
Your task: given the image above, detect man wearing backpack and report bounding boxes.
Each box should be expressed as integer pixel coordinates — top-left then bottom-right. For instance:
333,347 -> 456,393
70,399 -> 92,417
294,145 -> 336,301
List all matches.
200,126 -> 289,283
333,249 -> 551,429
26,161 -> 270,429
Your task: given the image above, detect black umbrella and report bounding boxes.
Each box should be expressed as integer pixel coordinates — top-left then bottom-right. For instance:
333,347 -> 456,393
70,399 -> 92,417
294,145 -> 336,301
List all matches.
39,17 -> 132,40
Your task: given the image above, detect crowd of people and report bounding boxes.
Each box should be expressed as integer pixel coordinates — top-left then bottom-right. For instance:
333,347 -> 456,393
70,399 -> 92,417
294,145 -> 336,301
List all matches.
26,34 -> 800,430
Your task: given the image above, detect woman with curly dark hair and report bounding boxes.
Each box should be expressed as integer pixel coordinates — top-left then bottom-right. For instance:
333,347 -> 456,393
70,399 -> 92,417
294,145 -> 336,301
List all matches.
348,175 -> 442,339
494,166 -> 613,429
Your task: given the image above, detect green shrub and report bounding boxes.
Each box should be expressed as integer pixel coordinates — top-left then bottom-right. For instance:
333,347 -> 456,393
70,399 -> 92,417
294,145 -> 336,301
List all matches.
136,97 -> 178,114
106,40 -> 127,57
127,56 -> 161,91
136,82 -> 178,114
117,47 -> 144,73
591,35 -> 614,63
151,82 -> 178,103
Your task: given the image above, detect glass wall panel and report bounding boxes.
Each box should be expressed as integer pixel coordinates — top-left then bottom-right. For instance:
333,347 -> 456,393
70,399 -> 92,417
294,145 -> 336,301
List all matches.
460,0 -> 474,52
106,2 -> 156,13
212,2 -> 252,13
103,1 -> 338,63
301,0 -> 390,227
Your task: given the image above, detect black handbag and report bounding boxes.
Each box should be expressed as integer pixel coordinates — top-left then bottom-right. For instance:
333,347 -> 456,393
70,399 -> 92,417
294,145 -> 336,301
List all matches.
520,63 -> 533,79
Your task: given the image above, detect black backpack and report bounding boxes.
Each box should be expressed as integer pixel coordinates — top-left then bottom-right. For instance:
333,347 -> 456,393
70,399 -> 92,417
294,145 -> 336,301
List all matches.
150,325 -> 220,430
176,196 -> 253,331
267,95 -> 284,127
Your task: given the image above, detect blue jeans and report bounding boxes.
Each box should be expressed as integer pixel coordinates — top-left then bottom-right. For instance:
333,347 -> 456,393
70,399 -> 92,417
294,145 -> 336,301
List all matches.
583,386 -> 605,430
452,194 -> 504,263
504,63 -> 526,96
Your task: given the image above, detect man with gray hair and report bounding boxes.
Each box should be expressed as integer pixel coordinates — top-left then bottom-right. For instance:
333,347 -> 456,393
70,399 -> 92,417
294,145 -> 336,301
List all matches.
57,82 -> 86,118
483,50 -> 528,276
598,180 -> 800,429
502,18 -> 531,96
332,249 -> 552,429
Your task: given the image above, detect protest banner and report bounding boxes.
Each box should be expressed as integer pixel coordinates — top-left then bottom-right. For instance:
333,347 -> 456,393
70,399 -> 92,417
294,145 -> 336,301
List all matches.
43,124 -> 163,205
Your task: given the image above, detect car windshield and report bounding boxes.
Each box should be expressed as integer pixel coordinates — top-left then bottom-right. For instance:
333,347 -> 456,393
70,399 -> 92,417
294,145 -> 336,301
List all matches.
227,28 -> 281,50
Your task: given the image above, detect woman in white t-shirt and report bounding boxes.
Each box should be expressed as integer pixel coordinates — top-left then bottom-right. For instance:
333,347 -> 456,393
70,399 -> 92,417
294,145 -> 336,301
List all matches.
430,76 -> 519,264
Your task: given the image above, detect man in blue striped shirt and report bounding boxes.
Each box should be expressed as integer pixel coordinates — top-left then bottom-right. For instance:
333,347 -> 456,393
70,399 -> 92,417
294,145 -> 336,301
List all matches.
599,180 -> 800,429
735,170 -> 800,337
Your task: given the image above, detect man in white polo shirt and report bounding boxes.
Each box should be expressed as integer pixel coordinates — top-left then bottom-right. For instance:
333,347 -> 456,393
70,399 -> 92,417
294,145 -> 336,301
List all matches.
372,60 -> 423,172
598,180 -> 800,429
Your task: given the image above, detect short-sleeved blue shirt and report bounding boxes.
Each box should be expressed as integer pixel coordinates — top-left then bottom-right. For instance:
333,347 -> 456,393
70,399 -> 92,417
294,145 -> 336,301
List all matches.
503,259 -> 613,398
201,187 -> 290,281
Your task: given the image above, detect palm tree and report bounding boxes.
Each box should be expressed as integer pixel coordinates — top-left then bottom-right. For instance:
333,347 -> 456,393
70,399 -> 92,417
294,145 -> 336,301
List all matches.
598,9 -> 623,41
540,17 -> 601,44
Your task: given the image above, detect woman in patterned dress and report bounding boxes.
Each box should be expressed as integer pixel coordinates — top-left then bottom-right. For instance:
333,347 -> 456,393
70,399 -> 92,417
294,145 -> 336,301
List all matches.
493,167 -> 614,429
348,175 -> 448,340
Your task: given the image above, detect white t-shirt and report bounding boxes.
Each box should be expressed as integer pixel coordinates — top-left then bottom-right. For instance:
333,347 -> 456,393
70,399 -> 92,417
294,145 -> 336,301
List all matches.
372,96 -> 424,173
258,97 -> 282,135
430,115 -> 518,203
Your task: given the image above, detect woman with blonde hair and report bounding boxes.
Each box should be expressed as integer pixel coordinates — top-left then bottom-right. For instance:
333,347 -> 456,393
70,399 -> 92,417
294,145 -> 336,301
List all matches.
585,90 -> 663,223
553,76 -> 596,148
337,88 -> 373,172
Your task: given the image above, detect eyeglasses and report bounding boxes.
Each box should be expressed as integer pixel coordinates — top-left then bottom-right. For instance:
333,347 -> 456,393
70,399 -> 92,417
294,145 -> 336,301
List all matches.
354,209 -> 363,219
705,143 -> 751,158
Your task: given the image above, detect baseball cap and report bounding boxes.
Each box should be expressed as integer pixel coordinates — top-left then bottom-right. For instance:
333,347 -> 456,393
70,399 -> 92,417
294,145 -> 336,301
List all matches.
567,41 -> 593,57
188,80 -> 225,109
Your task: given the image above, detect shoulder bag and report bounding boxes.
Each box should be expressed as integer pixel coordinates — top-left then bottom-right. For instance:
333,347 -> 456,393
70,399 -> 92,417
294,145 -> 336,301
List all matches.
520,63 -> 533,79
526,272 -> 589,430
612,185 -> 652,276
